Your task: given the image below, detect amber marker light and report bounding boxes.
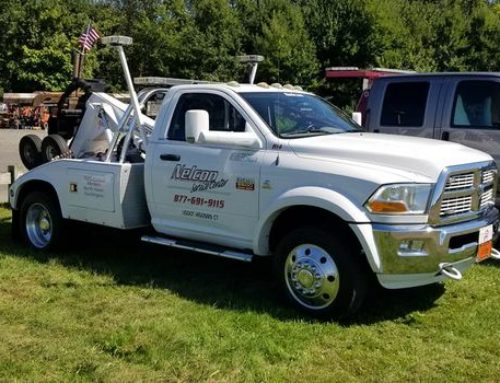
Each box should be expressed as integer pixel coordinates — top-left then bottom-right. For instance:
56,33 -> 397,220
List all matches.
368,200 -> 408,213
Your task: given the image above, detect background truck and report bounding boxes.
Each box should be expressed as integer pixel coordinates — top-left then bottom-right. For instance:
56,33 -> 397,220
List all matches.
354,73 -> 500,204
9,37 -> 500,319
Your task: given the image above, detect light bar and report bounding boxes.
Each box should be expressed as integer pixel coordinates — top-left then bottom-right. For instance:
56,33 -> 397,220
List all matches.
101,35 -> 133,46
134,77 -> 211,86
238,55 -> 264,63
325,66 -> 359,71
372,67 -> 416,74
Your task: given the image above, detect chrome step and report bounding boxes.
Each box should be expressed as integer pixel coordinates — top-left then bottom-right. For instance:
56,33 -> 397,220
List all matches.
141,235 -> 254,263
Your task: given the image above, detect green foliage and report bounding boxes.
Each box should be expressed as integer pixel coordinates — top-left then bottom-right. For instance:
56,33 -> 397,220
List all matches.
0,0 -> 98,92
368,0 -> 500,72
0,0 -> 499,99
300,0 -> 381,68
253,0 -> 318,85
465,1 -> 500,70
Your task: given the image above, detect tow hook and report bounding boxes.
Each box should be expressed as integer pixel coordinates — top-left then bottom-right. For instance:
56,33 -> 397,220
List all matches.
491,248 -> 500,260
437,263 -> 463,281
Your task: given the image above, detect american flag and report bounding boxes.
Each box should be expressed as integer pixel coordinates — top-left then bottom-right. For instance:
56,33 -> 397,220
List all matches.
79,25 -> 101,52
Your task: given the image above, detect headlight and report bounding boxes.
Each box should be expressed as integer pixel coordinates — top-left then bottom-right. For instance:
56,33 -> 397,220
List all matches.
365,184 -> 432,214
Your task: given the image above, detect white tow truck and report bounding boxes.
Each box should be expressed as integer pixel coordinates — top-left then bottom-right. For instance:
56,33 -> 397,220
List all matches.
9,37 -> 500,318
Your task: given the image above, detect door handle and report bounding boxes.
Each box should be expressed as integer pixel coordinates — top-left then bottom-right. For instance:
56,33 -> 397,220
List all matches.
441,131 -> 450,141
160,153 -> 181,161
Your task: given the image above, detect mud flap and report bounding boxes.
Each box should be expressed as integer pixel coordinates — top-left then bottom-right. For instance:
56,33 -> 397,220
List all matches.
11,209 -> 21,242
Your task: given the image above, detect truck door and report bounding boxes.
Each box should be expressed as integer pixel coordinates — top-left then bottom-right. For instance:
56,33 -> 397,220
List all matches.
369,80 -> 441,139
439,79 -> 500,175
148,91 -> 263,249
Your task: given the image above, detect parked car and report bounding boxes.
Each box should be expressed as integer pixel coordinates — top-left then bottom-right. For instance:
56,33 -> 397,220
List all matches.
353,73 -> 500,204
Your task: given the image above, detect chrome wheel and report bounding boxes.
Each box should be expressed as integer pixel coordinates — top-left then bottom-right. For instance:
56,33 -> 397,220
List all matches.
285,244 -> 340,310
25,203 -> 53,248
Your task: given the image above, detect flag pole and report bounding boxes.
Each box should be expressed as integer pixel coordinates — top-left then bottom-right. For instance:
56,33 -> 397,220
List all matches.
78,23 -> 91,79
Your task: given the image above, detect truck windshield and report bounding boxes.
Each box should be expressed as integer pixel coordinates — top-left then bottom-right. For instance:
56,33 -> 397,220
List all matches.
240,92 -> 361,138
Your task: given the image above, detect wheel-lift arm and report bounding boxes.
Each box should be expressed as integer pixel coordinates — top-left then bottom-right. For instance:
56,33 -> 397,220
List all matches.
102,36 -> 149,162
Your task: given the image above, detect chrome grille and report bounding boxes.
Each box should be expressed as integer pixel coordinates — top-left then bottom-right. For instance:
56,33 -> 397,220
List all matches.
482,170 -> 495,184
444,173 -> 474,191
480,188 -> 494,209
440,196 -> 472,216
430,163 -> 497,225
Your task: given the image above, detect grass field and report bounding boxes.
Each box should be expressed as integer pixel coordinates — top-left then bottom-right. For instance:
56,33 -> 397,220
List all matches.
1,206 -> 500,382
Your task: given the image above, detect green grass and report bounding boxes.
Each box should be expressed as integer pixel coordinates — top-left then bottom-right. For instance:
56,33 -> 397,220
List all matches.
1,206 -> 500,382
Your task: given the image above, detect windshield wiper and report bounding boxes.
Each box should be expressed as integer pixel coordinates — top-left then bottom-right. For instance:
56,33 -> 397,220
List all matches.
280,131 -> 327,138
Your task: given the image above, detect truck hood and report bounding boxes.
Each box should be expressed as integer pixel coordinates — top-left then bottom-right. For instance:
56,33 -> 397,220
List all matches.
289,132 -> 493,180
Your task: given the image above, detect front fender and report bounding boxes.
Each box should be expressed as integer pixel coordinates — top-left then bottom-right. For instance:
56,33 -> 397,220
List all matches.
253,186 -> 370,255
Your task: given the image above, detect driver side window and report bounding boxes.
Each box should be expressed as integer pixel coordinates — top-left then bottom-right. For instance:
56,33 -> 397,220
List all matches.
452,81 -> 500,128
168,93 -> 246,141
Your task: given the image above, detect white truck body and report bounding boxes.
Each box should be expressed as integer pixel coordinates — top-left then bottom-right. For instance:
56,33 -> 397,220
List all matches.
9,38 -> 499,318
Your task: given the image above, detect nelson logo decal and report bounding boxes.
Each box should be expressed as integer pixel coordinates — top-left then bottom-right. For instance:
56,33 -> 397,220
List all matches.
171,164 -> 228,193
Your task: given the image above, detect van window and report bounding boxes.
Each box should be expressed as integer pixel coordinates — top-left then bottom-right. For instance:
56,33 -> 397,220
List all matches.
452,81 -> 500,128
380,82 -> 429,127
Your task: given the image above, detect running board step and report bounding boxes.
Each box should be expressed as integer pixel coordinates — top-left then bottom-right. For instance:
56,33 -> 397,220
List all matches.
141,235 -> 254,263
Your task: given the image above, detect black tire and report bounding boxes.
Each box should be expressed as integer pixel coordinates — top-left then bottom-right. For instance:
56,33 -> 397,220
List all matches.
20,192 -> 65,251
19,134 -> 42,170
41,134 -> 69,163
274,226 -> 367,320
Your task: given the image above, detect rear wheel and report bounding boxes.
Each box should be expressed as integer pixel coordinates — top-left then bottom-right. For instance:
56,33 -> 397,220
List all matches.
274,226 -> 367,320
20,192 -> 64,250
41,134 -> 69,163
19,134 -> 42,170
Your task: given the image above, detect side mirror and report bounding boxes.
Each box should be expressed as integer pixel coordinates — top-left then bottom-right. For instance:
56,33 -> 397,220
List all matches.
352,112 -> 362,126
185,109 -> 209,143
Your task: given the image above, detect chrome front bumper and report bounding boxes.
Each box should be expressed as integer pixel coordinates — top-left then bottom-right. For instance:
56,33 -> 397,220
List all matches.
370,207 -> 499,289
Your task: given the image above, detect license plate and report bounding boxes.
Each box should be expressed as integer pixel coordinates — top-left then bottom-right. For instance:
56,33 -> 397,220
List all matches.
477,225 -> 493,262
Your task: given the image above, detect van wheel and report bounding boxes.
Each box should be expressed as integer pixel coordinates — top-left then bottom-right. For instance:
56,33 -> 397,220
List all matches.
19,134 -> 42,170
274,226 -> 367,320
41,134 -> 68,163
20,192 -> 64,250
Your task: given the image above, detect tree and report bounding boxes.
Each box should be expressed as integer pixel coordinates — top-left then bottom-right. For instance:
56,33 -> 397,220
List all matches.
464,1 -> 500,70
0,0 -> 499,96
252,0 -> 318,85
0,0 -> 97,91
299,0 -> 381,69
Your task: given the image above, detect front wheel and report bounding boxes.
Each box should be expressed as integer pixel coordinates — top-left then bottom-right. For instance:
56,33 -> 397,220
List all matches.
20,192 -> 64,250
274,226 -> 367,320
